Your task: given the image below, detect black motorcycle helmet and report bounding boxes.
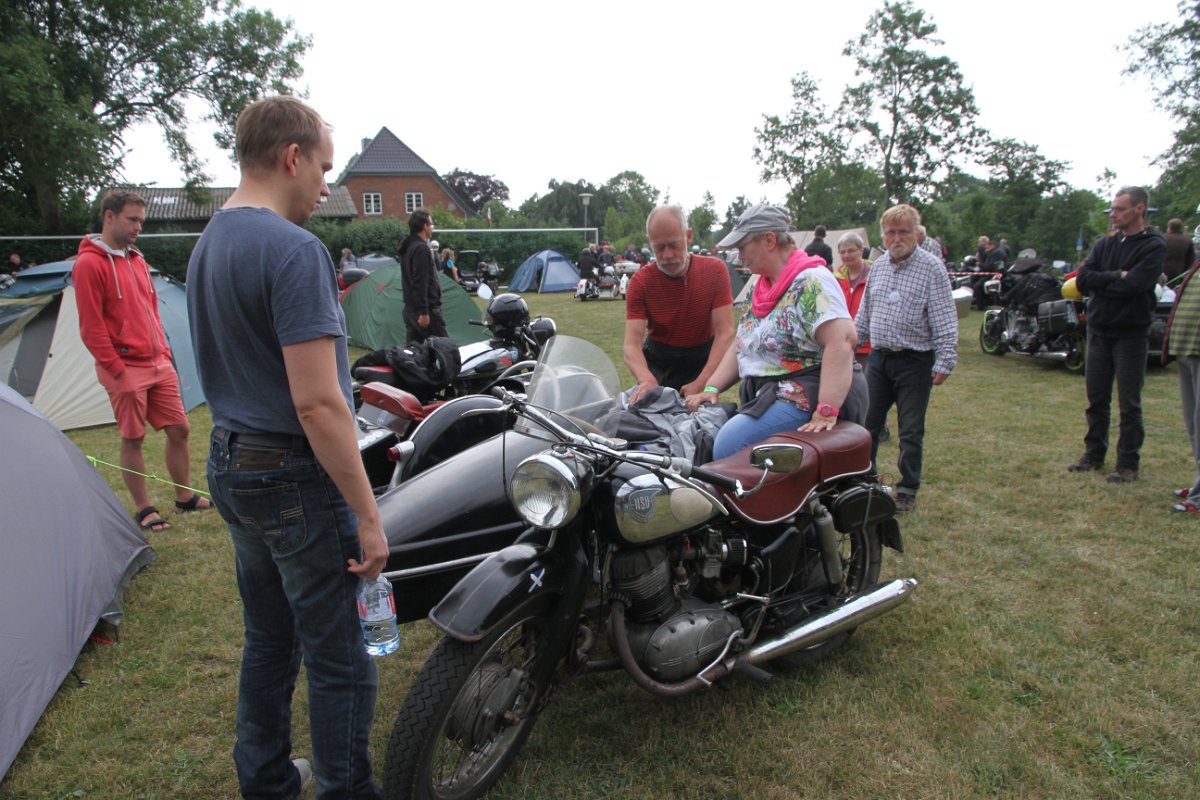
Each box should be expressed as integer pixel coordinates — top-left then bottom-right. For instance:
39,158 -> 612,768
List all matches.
485,293 -> 530,339
529,316 -> 557,348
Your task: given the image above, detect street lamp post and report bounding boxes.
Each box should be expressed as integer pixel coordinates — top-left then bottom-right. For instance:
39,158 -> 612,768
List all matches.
579,193 -> 593,243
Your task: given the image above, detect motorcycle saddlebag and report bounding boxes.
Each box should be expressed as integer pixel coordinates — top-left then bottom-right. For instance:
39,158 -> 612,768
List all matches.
831,483 -> 896,531
1036,300 -> 1079,336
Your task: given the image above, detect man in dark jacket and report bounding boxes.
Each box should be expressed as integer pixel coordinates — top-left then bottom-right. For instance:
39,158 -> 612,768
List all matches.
1068,186 -> 1166,482
399,208 -> 446,343
804,224 -> 834,266
1163,218 -> 1195,281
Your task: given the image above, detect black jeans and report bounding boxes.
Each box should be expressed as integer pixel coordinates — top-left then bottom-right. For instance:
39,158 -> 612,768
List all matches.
643,338 -> 713,390
403,306 -> 447,344
1082,330 -> 1149,471
865,349 -> 936,496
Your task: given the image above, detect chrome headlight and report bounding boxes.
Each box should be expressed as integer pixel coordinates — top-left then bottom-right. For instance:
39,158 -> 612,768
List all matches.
510,452 -> 583,529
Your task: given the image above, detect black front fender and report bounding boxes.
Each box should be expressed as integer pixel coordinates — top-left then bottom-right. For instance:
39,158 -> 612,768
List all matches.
429,535 -> 585,642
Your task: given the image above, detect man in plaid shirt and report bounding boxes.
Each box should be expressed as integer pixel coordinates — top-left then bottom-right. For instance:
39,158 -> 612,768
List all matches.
854,204 -> 958,513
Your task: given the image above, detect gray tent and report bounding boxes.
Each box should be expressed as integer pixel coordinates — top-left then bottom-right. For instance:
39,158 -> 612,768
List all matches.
0,383 -> 156,778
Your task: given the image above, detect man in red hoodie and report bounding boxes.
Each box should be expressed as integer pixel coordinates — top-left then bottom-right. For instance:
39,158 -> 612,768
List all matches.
74,189 -> 210,530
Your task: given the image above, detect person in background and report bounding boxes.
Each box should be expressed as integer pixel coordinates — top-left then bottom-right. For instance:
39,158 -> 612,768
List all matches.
338,247 -> 357,273
599,240 -> 617,267
1163,218 -> 1195,282
578,242 -> 600,283
917,225 -> 943,260
622,243 -> 640,263
439,247 -> 458,283
399,209 -> 446,343
1163,253 -> 1200,512
625,204 -> 734,402
804,224 -> 833,266
6,253 -> 27,273
688,203 -> 864,459
854,204 -> 958,513
73,189 -> 211,532
1068,186 -> 1166,483
187,95 -> 387,799
834,232 -> 872,369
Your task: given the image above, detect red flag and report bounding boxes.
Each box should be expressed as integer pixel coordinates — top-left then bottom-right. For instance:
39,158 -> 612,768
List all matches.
486,205 -> 492,224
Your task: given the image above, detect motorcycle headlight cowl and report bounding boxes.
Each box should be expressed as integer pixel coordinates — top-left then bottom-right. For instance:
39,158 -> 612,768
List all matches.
510,451 -> 586,529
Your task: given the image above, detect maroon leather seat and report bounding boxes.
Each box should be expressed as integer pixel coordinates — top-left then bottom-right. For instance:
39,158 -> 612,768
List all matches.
702,422 -> 873,524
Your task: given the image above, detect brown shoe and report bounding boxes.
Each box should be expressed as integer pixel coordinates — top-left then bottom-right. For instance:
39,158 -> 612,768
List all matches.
1066,459 -> 1103,473
1105,468 -> 1138,483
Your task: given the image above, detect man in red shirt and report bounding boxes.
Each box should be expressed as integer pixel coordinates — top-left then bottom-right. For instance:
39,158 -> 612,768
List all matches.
624,204 -> 734,403
74,189 -> 210,531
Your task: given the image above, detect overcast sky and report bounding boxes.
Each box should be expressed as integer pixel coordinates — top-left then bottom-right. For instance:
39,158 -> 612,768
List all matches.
120,0 -> 1181,218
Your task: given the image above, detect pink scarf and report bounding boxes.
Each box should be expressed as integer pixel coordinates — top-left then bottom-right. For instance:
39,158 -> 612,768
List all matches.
750,249 -> 826,317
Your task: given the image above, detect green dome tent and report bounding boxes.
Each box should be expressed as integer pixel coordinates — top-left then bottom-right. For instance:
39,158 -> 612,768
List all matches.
339,256 -> 489,349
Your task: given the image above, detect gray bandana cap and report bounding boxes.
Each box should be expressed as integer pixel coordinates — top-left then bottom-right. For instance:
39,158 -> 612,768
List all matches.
717,203 -> 793,248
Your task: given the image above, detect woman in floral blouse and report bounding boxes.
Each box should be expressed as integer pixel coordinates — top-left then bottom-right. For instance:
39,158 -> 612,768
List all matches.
689,204 -> 865,459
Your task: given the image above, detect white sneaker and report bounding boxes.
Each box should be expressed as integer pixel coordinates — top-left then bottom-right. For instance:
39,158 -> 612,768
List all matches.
292,758 -> 315,797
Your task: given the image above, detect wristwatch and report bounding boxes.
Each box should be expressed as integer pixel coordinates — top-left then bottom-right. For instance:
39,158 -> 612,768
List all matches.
815,403 -> 840,418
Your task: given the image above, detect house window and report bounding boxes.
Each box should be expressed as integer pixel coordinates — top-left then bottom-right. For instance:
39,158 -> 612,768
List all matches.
363,192 -> 382,215
405,192 -> 423,214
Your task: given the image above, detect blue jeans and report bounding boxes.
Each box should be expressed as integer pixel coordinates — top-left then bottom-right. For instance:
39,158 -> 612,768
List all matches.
864,349 -> 936,496
1083,330 -> 1149,471
208,429 -> 384,800
713,398 -> 811,460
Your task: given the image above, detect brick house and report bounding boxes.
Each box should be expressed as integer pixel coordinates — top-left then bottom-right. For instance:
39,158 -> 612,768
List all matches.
337,127 -> 472,221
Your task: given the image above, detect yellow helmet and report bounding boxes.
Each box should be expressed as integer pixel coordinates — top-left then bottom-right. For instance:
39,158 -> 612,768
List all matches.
1062,277 -> 1083,301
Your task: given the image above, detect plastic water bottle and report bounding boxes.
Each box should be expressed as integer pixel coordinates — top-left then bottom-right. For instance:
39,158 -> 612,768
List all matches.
357,576 -> 400,656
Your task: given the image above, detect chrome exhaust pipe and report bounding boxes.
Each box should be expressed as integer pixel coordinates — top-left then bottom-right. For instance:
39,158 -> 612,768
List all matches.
740,578 -> 917,666
1008,349 -> 1069,362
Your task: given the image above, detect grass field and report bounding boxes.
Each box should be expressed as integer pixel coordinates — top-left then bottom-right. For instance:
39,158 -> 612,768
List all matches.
3,291 -> 1200,800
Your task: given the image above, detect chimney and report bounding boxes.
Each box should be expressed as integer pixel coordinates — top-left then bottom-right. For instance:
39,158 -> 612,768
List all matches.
361,138 -> 371,154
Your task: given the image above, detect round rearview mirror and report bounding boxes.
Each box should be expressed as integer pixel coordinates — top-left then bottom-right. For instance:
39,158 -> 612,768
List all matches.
478,283 -> 494,301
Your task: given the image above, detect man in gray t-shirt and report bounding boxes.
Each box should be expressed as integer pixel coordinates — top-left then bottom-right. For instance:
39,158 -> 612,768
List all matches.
187,96 -> 386,799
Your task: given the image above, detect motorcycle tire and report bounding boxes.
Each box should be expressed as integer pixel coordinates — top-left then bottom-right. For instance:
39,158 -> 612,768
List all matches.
1062,331 -> 1086,375
979,314 -> 1007,356
383,598 -> 559,800
770,521 -> 882,669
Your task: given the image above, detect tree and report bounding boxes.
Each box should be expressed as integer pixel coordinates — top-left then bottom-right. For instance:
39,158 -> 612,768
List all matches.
688,192 -> 717,246
754,72 -> 844,209
0,0 -> 308,232
837,1 -> 983,206
1126,2 -> 1200,220
786,162 -> 884,232
440,168 -> 510,213
982,138 -> 1069,244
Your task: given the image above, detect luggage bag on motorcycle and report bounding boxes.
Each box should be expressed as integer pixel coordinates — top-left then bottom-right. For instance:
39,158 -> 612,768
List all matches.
1036,300 -> 1080,336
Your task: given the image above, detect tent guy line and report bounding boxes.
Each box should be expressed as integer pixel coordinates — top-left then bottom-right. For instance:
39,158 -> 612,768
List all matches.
86,455 -> 210,499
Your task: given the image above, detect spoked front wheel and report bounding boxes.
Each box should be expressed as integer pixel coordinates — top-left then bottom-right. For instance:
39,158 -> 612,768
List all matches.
383,600 -> 558,800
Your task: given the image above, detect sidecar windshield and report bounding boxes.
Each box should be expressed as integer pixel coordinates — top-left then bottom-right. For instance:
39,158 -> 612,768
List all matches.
520,335 -> 621,430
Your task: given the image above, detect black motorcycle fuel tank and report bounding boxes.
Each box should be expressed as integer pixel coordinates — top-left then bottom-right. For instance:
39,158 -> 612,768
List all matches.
378,430 -> 548,623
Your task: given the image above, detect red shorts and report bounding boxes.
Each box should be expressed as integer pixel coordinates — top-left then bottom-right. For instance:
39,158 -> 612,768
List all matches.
97,359 -> 188,439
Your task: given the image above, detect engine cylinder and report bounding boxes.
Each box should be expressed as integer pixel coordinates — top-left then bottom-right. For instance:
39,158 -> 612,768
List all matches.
611,546 -> 677,622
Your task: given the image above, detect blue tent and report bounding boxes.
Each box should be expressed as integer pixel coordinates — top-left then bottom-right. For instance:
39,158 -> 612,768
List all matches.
507,249 -> 579,293
0,258 -> 204,430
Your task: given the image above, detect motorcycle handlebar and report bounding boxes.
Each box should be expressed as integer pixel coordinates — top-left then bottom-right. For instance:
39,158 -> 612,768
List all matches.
494,389 -> 743,494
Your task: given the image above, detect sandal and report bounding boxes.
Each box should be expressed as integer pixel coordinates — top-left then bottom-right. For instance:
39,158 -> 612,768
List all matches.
136,506 -> 171,531
1172,500 -> 1200,513
175,493 -> 213,513
1172,488 -> 1191,498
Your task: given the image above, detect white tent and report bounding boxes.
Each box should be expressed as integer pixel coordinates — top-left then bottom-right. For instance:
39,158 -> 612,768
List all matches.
0,260 -> 204,430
